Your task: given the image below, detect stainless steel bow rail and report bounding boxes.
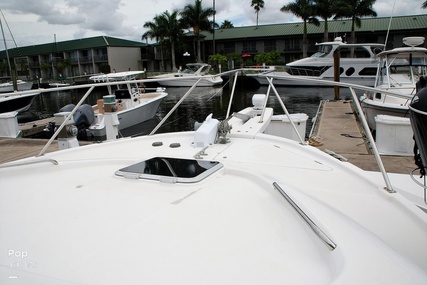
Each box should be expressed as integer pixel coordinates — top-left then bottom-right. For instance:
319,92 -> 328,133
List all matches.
0,68 -> 416,195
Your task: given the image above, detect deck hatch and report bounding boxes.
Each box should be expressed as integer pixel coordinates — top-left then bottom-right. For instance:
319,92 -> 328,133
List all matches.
115,157 -> 223,183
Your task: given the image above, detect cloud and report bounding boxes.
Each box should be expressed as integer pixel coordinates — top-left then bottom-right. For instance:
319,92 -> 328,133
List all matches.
0,0 -> 425,48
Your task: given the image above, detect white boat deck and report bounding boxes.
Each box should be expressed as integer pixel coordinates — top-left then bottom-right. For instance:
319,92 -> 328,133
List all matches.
1,74 -> 427,283
1,127 -> 427,284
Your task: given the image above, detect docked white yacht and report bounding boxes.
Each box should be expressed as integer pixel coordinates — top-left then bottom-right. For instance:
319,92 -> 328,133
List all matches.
0,80 -> 33,92
1,73 -> 427,284
248,37 -> 383,86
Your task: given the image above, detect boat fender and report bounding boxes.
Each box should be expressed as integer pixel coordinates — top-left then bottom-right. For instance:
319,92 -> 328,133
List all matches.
416,75 -> 427,93
409,87 -> 427,177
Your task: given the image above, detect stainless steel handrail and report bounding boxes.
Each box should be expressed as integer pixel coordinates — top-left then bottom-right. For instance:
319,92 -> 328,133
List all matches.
0,158 -> 58,169
273,182 -> 337,251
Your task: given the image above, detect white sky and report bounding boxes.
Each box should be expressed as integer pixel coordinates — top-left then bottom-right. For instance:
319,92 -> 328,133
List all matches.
0,0 -> 425,49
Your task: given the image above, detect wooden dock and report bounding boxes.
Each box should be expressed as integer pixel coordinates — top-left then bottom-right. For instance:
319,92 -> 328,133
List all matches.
309,100 -> 416,174
18,117 -> 55,137
0,138 -> 93,164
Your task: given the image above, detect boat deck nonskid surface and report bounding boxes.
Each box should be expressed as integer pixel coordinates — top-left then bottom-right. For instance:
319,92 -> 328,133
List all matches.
1,131 -> 427,284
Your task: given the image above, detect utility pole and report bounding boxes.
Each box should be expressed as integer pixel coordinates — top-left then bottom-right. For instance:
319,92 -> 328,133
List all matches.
213,0 -> 216,55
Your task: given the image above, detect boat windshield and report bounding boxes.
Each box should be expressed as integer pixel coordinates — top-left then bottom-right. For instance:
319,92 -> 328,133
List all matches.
182,68 -> 195,74
199,65 -> 211,75
311,45 -> 332,58
387,53 -> 427,69
183,65 -> 202,73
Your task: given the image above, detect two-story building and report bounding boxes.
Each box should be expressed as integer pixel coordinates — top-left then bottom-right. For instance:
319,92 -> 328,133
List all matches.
0,36 -> 147,82
200,14 -> 427,68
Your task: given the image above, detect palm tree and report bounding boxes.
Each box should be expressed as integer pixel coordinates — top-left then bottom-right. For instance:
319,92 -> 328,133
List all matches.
180,0 -> 214,63
62,58 -> 72,77
220,20 -> 234,29
251,0 -> 265,26
281,0 -> 319,58
159,10 -> 183,71
422,1 -> 427,8
314,0 -> 338,42
334,0 -> 377,45
143,15 -> 167,71
17,58 -> 29,80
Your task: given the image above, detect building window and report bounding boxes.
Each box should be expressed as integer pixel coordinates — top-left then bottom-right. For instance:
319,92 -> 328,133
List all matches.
224,42 -> 235,54
284,38 -> 299,51
243,41 -> 257,53
264,40 -> 276,52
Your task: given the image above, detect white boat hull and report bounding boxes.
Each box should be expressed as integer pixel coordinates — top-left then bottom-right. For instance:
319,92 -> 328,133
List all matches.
251,73 -> 376,87
0,81 -> 33,92
116,95 -> 164,129
88,92 -> 167,138
153,75 -> 223,87
360,96 -> 410,130
151,63 -> 223,87
1,129 -> 427,284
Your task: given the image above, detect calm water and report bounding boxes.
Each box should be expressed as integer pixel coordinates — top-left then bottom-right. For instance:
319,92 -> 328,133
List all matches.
24,82 -> 357,138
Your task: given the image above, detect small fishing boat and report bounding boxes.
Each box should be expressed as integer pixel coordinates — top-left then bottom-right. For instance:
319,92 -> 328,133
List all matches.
0,89 -> 40,113
52,71 -> 168,140
360,36 -> 427,130
48,82 -> 70,88
0,80 -> 33,92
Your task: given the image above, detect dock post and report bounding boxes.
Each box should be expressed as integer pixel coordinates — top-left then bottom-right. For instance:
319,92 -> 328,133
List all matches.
333,51 -> 340,100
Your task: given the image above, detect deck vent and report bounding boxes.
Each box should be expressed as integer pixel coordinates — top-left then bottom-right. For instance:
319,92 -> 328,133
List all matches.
115,157 -> 223,183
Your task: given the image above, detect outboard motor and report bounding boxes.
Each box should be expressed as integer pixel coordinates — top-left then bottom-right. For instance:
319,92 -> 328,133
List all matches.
409,87 -> 427,177
56,104 -> 95,140
59,104 -> 94,128
59,104 -> 75,112
73,104 -> 95,128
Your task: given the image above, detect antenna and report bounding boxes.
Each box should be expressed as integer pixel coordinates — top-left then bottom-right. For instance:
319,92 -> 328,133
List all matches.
384,0 -> 397,50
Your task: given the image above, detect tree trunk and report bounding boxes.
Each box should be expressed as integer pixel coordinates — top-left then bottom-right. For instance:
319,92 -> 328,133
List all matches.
350,18 -> 356,57
171,41 -> 176,71
324,19 -> 329,42
196,37 -> 202,63
302,20 -> 308,58
160,42 -> 165,71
